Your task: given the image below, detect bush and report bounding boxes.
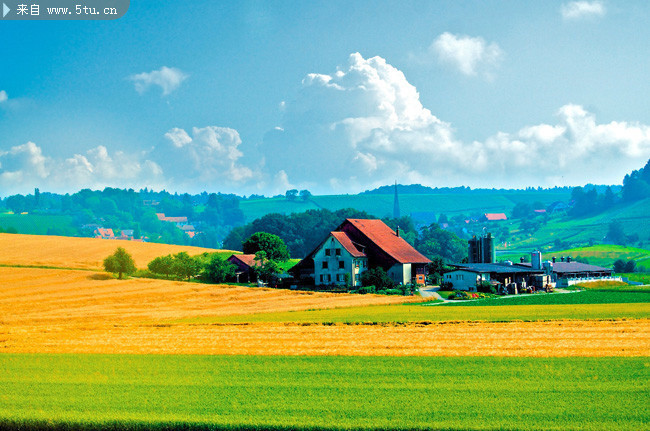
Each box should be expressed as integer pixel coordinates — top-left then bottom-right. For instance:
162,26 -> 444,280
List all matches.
355,285 -> 376,294
439,281 -> 454,291
360,267 -> 395,290
385,288 -> 403,296
476,280 -> 496,294
103,247 -> 136,279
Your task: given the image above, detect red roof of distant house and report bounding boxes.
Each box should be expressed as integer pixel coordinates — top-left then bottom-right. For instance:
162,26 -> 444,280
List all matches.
164,216 -> 188,223
330,231 -> 366,257
228,254 -> 262,268
534,209 -> 547,214
344,219 -> 431,264
181,225 -> 195,231
96,227 -> 114,238
155,213 -> 166,220
484,213 -> 508,221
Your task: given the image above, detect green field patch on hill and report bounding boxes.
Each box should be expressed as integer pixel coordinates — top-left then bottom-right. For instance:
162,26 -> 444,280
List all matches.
0,214 -> 77,236
0,354 -> 646,431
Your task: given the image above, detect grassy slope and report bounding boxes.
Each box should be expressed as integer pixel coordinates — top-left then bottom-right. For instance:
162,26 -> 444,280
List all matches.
498,244 -> 650,267
0,354 -> 647,431
505,198 -> 650,250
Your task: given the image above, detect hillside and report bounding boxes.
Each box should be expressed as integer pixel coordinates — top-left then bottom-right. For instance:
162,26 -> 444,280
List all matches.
0,233 -> 236,270
498,244 -> 650,268
238,189 -> 571,222
502,198 -> 650,251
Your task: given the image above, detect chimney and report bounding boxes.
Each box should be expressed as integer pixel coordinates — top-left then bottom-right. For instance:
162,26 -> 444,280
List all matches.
561,256 -> 565,262
396,226 -> 400,237
552,257 -> 556,263
567,256 -> 572,263
520,257 -> 525,263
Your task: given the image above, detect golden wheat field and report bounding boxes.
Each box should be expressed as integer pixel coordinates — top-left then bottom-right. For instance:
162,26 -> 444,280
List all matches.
0,266 -> 648,357
0,267 -> 421,324
0,233 -> 227,269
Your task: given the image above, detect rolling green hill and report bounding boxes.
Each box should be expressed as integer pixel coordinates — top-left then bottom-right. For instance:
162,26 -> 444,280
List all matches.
502,199 -> 650,251
498,244 -> 650,269
239,190 -> 571,222
0,213 -> 77,236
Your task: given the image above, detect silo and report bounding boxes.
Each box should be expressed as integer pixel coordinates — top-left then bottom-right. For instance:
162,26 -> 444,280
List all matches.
531,250 -> 542,270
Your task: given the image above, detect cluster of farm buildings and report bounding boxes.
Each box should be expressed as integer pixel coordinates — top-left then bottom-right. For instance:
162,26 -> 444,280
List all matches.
226,218 -> 618,292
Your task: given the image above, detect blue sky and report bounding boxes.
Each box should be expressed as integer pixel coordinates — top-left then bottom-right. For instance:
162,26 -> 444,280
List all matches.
1,0 -> 649,196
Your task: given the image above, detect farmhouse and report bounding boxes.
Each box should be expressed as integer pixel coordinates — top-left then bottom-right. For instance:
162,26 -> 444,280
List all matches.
227,254 -> 262,283
291,218 -> 431,286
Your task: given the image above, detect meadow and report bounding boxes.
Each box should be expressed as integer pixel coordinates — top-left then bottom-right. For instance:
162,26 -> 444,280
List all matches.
1,354 -> 647,431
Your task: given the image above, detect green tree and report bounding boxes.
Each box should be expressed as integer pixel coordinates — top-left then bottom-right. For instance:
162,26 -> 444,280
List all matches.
243,232 -> 290,261
360,267 -> 395,290
171,252 -> 202,281
253,251 -> 281,283
299,190 -> 312,201
415,223 -> 467,263
285,189 -> 298,201
103,247 -> 137,279
147,255 -> 175,278
202,255 -> 237,283
613,259 -> 626,273
605,220 -> 626,245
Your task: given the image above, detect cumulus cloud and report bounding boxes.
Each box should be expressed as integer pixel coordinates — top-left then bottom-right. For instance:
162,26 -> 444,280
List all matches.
0,143 -> 165,195
155,126 -> 256,187
561,1 -> 605,20
0,90 -> 7,103
432,32 -> 503,77
261,53 -> 650,192
129,66 -> 188,96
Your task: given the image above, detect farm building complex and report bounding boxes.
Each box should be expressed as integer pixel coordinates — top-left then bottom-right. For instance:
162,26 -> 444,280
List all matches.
291,218 -> 431,286
445,235 -> 619,292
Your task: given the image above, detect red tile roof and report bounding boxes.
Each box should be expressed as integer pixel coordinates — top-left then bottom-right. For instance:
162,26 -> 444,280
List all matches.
484,213 -> 507,221
330,231 -> 366,257
344,219 -> 431,264
229,254 -> 262,268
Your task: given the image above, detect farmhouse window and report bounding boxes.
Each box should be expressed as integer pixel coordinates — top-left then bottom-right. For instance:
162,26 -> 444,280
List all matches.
335,248 -> 341,256
337,274 -> 343,282
325,249 -> 331,256
355,261 -> 359,268
339,261 -> 345,269
322,261 -> 328,269
327,274 -> 331,282
320,274 -> 324,283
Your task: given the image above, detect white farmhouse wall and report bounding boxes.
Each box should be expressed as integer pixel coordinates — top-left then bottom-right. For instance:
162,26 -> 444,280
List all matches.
388,263 -> 411,285
444,270 -> 487,291
313,235 -> 366,286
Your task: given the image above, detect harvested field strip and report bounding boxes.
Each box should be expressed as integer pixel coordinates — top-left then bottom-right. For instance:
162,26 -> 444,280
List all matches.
0,354 -> 647,430
2,320 -> 648,356
207,301 -> 650,323
0,267 -> 421,324
0,233 -> 233,269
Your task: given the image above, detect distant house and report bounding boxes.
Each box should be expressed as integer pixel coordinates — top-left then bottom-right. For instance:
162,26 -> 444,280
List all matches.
533,209 -> 547,214
119,229 -> 134,240
482,213 -> 508,222
547,201 -> 569,214
94,227 -> 115,239
291,218 -> 431,286
227,254 -> 262,283
180,225 -> 196,238
156,213 -> 189,227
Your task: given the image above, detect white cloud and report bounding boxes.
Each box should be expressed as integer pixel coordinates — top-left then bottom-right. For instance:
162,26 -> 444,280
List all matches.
129,66 -> 188,96
260,53 -> 650,192
0,143 -> 165,195
157,126 -> 256,187
432,32 -> 503,77
561,1 -> 605,20
0,90 -> 7,103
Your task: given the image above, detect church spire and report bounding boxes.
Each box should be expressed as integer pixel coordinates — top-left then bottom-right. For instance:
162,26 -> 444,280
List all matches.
393,181 -> 400,219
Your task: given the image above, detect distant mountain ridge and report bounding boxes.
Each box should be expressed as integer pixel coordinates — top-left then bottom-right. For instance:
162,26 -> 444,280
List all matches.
361,183 -> 620,195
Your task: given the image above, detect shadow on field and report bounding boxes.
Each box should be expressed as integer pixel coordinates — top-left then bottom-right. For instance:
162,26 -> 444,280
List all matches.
87,273 -> 114,280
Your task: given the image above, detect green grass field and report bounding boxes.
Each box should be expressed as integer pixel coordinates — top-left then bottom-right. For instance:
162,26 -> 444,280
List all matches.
0,214 -> 77,235
503,199 -> 650,250
0,354 -> 647,431
184,300 -> 650,324
442,290 -> 650,307
499,244 -> 650,267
